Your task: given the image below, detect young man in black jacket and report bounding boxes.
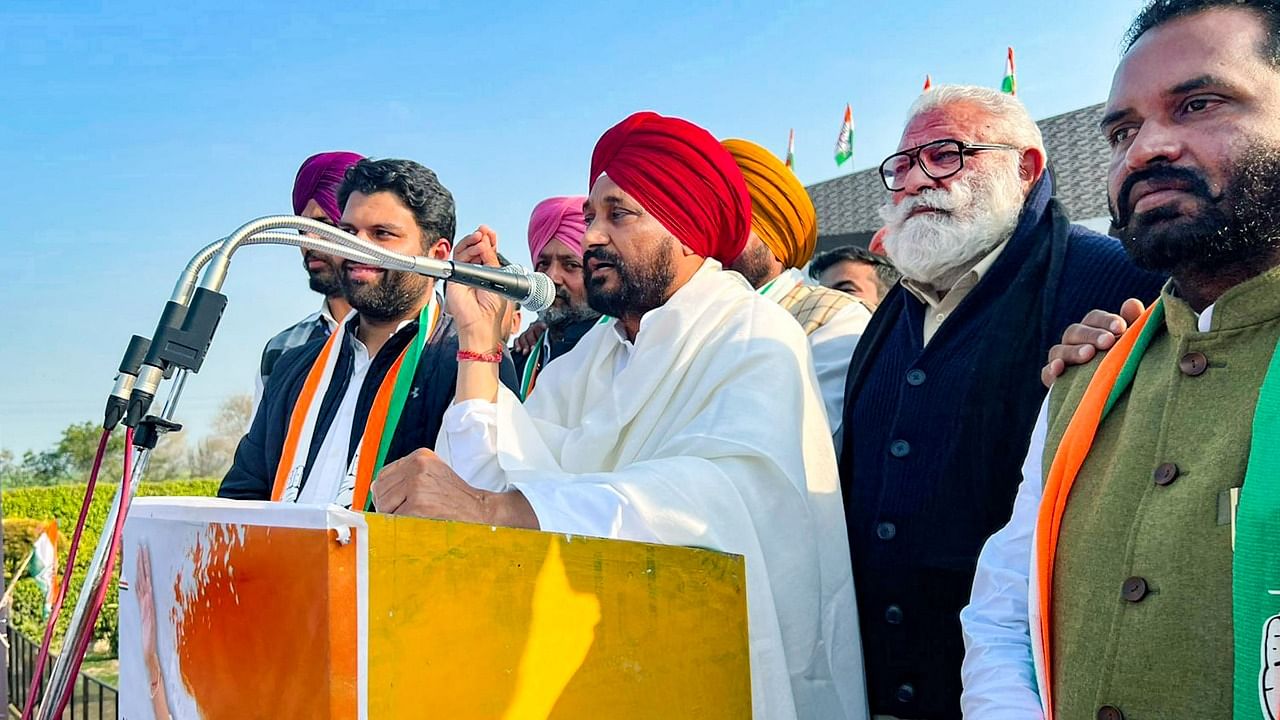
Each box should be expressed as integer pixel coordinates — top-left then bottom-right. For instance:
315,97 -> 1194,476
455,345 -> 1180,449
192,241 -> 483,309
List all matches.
220,158 -> 515,509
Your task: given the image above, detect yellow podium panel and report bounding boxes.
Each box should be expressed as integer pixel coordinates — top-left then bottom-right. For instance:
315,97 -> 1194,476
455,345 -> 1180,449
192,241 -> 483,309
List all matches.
119,498 -> 750,719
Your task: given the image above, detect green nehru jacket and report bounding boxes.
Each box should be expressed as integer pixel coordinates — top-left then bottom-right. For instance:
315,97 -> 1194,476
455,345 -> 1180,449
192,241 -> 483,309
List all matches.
1043,266 -> 1280,718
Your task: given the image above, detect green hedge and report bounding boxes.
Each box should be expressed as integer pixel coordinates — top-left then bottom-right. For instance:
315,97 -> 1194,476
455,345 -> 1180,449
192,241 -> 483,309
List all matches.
3,479 -> 220,653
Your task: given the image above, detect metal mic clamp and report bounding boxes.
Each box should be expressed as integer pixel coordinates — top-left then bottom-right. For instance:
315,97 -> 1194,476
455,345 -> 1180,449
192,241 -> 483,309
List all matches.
103,335 -> 151,431
133,415 -> 183,451
124,288 -> 229,427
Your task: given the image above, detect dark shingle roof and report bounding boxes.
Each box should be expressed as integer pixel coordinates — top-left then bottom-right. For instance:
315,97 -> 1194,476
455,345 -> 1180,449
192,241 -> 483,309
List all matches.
1040,103 -> 1110,222
808,103 -> 1110,248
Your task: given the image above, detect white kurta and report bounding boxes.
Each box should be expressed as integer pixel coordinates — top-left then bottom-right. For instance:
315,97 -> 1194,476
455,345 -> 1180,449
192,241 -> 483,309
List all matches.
437,259 -> 868,720
759,268 -> 871,441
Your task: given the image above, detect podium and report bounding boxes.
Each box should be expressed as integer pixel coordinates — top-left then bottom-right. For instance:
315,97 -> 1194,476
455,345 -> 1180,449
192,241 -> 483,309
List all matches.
118,498 -> 751,719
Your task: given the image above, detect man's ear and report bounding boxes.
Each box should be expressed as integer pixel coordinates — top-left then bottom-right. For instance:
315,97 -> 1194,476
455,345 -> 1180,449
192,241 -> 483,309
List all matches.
1019,146 -> 1047,188
429,237 -> 452,260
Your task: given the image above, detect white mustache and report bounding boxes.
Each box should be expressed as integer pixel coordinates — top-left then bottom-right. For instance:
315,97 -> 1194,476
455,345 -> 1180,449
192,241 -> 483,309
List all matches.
880,188 -> 966,227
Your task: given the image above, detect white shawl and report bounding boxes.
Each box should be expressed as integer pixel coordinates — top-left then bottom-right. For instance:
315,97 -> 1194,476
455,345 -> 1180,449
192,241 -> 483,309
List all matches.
438,260 -> 867,720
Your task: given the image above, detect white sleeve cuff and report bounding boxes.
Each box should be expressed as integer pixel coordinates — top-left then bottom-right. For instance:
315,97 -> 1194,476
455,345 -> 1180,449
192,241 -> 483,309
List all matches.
509,479 -> 659,543
441,399 -> 506,491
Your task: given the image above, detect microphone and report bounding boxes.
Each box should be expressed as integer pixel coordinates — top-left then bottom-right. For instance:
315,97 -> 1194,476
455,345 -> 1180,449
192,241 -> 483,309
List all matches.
203,216 -> 554,312
404,255 -> 555,312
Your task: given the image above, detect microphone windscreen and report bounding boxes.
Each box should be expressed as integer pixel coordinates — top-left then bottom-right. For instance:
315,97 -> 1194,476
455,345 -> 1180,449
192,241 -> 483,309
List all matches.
525,271 -> 555,313
499,264 -> 555,313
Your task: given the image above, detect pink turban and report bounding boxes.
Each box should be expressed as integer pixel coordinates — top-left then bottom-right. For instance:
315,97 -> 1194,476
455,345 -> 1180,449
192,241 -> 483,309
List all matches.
292,151 -> 364,223
527,196 -> 588,261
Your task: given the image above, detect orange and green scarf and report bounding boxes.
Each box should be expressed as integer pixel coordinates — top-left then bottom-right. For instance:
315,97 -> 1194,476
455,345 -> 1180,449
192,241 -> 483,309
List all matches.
1036,299 -> 1280,718
272,301 -> 440,511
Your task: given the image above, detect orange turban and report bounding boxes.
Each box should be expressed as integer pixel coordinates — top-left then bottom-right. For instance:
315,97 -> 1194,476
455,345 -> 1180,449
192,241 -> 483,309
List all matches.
721,138 -> 817,269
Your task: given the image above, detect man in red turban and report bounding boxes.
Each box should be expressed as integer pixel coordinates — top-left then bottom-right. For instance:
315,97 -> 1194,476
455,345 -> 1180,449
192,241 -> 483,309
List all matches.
588,111 -> 751,265
372,112 -> 868,720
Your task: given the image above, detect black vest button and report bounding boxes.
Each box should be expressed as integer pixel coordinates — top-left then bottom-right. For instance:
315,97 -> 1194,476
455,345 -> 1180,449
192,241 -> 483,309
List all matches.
1179,351 -> 1208,376
1097,705 -> 1124,720
906,369 -> 927,386
885,604 -> 904,625
1121,576 -> 1149,602
1153,462 -> 1180,486
876,522 -> 897,541
895,683 -> 915,704
889,440 -> 911,458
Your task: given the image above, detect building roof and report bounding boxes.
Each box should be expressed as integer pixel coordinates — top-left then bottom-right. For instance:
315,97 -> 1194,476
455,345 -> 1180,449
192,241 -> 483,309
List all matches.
808,103 -> 1111,251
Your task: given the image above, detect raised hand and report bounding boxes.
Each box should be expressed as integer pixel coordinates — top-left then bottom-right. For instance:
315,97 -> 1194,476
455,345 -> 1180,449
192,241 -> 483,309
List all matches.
447,225 -> 513,351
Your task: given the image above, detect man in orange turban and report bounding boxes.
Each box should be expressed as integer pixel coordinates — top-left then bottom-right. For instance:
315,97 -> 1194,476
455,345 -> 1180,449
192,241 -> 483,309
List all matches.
372,112 -> 868,720
723,138 -> 872,440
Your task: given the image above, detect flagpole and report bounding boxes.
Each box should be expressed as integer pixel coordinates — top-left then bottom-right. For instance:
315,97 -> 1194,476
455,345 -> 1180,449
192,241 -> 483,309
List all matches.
0,547 -> 37,613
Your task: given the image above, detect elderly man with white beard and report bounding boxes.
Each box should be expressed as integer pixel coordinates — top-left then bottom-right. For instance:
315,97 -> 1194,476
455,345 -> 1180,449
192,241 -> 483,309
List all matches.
834,85 -> 1165,720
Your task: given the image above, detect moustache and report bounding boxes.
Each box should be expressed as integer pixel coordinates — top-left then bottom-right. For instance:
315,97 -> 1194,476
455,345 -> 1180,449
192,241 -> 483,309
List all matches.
583,248 -> 625,278
883,188 -> 963,226
340,259 -> 390,278
583,248 -> 621,264
1113,164 -> 1218,229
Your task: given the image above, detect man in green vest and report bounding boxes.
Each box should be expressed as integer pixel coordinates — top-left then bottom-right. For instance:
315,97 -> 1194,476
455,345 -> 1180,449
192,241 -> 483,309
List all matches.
960,1 -> 1280,718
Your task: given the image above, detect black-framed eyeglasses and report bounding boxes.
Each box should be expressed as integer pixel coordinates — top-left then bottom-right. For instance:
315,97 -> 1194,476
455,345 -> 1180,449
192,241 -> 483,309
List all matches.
878,139 -> 1019,191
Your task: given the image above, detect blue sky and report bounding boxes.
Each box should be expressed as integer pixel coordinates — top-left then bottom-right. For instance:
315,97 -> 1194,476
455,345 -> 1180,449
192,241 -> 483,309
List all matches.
1,0 -> 1146,454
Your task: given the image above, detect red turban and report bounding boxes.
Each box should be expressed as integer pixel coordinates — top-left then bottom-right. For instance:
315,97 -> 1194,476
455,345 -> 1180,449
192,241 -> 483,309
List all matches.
589,112 -> 751,265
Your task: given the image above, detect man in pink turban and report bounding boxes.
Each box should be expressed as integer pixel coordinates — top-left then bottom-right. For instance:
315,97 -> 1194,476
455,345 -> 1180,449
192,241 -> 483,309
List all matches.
250,151 -> 364,419
370,112 -> 868,720
512,195 -> 599,399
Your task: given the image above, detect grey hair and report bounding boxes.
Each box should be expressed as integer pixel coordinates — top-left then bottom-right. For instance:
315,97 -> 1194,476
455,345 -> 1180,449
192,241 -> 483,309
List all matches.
907,85 -> 1046,156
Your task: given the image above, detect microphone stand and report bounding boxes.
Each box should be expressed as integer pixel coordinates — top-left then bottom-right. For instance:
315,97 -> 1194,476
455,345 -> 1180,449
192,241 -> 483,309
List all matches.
36,371 -> 189,720
38,216 -> 553,718
35,223 -> 395,720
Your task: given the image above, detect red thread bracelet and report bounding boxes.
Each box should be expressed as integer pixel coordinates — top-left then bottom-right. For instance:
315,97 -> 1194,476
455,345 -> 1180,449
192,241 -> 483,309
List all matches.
457,348 -> 503,364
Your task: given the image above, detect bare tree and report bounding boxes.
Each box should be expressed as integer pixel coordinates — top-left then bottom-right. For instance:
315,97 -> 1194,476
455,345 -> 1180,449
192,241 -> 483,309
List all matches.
146,432 -> 190,481
188,394 -> 252,478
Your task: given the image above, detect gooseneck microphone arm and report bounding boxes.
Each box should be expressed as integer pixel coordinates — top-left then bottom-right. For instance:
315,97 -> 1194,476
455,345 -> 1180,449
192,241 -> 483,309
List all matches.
123,217 -> 553,429
122,225 -> 389,430
46,217 -> 554,719
200,216 -> 553,307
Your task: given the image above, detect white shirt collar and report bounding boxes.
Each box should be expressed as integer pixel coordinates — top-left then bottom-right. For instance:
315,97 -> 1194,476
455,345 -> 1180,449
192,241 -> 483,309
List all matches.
1196,303 -> 1216,333
758,268 -> 804,303
320,298 -> 346,331
901,237 -> 1010,309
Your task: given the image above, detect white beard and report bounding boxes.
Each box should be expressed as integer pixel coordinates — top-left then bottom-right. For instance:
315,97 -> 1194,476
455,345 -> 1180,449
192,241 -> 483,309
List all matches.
878,160 -> 1026,288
